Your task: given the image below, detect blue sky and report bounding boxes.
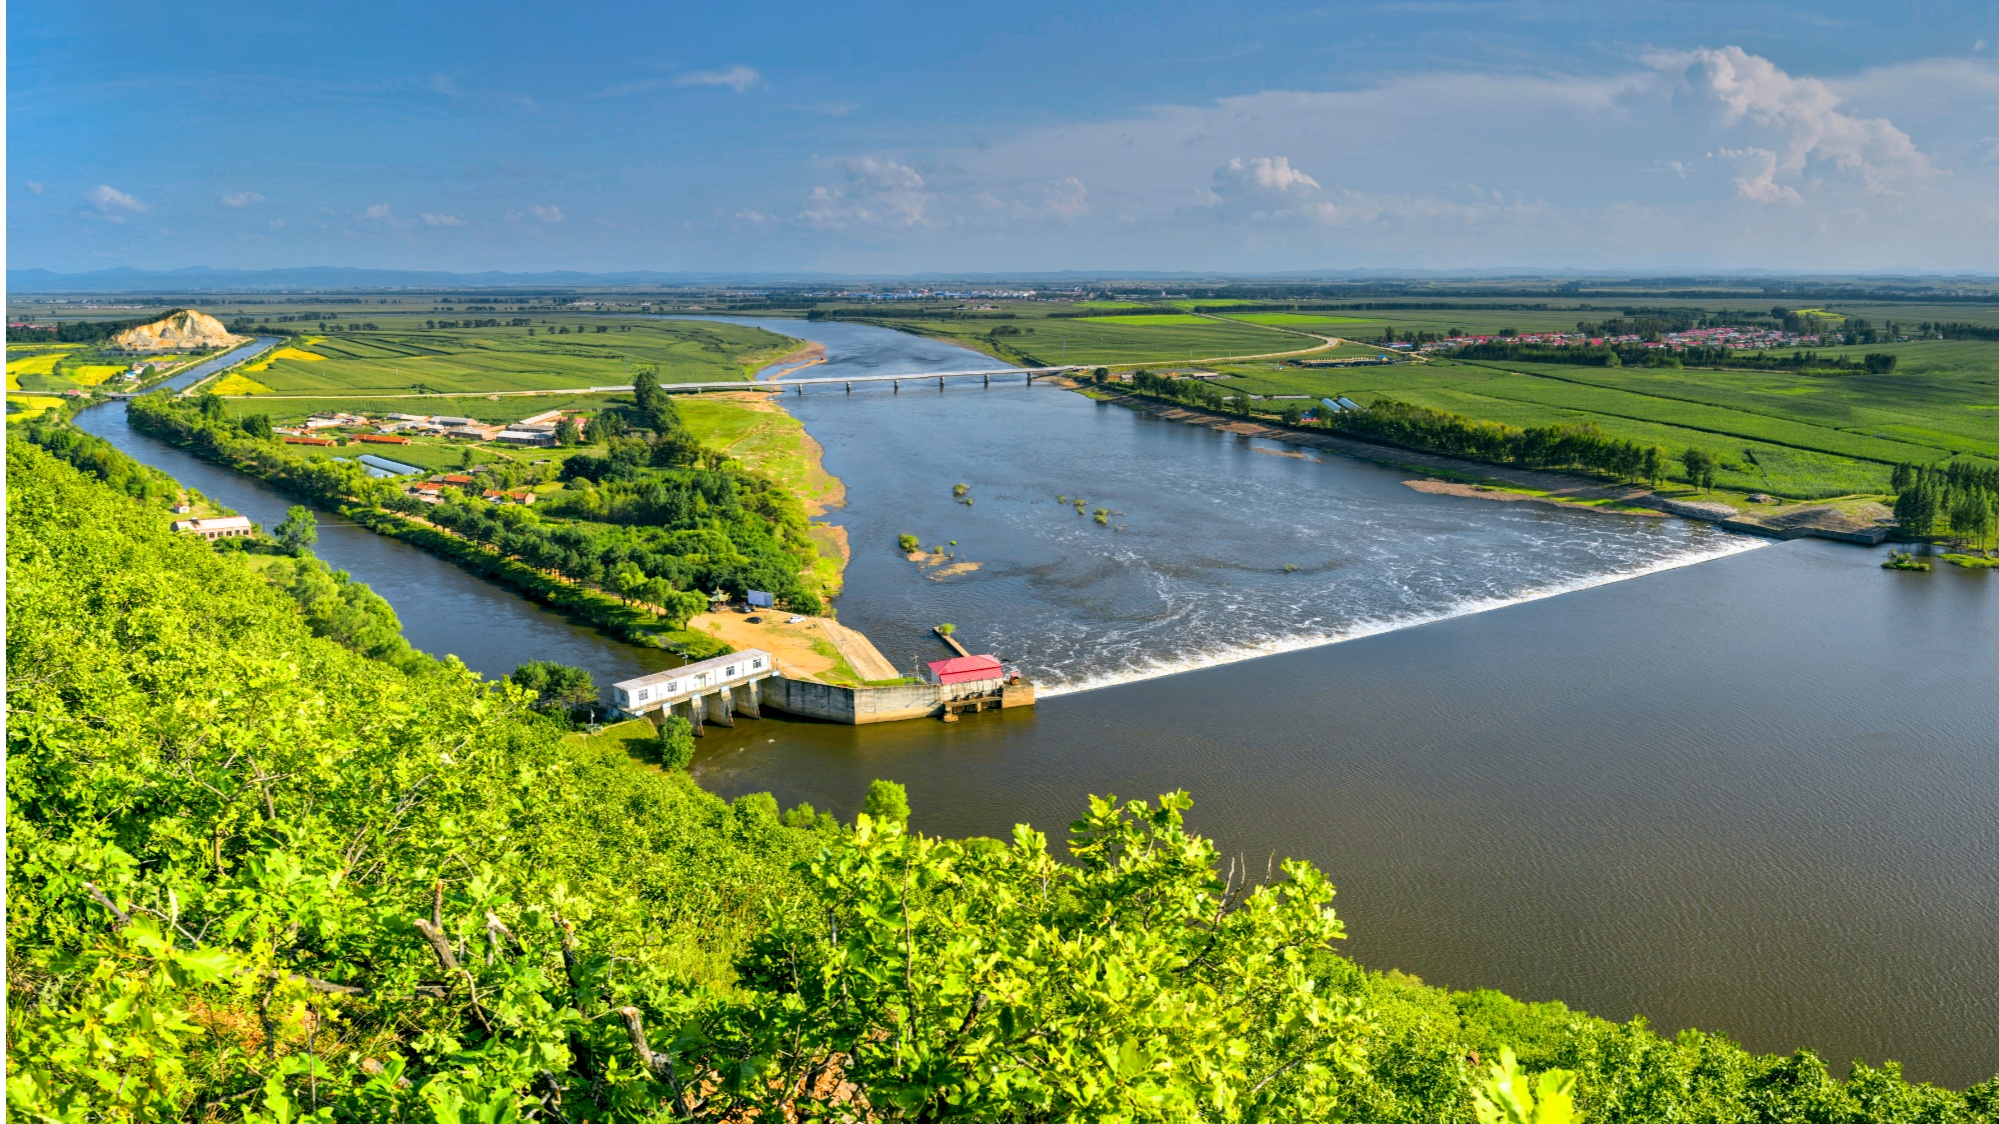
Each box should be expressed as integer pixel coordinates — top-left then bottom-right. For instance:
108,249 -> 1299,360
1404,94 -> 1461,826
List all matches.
9,1 -> 1998,274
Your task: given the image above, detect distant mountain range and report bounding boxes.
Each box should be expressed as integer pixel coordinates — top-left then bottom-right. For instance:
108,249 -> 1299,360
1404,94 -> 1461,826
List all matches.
9,264 -> 1996,293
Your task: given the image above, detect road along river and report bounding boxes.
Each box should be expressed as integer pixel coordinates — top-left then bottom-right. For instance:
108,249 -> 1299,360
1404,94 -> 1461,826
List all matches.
78,318 -> 1999,1087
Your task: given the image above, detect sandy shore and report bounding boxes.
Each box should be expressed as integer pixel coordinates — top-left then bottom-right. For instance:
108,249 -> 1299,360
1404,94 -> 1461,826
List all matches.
761,342 -> 828,381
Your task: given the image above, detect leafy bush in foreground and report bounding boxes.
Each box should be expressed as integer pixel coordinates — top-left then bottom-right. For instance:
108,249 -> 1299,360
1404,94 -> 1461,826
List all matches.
8,436 -> 1994,1122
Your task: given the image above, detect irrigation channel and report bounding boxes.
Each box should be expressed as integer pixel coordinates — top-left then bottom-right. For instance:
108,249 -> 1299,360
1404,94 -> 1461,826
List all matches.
74,317 -> 1999,1087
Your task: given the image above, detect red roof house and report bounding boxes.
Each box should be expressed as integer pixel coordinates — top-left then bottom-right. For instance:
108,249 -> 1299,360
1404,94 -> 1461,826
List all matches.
925,654 -> 1005,685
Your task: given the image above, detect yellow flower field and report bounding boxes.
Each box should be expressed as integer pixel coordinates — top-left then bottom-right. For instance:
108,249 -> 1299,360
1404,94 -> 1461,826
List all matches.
6,395 -> 65,423
210,373 -> 275,395
244,345 -> 329,373
67,364 -> 131,386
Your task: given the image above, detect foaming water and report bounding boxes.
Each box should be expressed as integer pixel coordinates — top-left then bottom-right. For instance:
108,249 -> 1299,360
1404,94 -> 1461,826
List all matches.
1037,534 -> 1765,696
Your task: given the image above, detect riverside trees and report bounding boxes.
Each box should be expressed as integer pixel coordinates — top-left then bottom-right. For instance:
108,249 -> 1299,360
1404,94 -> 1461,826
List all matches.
1892,460 -> 1999,548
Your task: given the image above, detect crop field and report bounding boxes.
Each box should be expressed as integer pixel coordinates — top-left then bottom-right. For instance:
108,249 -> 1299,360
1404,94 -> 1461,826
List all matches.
1215,312 -> 1378,327
897,315 -> 1319,366
224,391 -> 647,425
1070,313 -> 1216,326
222,317 -> 800,397
210,373 -> 276,395
1206,342 -> 1999,497
6,394 -> 66,423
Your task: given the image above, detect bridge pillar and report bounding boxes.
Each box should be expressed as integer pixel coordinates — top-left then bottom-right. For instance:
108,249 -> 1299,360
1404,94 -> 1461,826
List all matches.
1027,372 -> 1037,384
738,678 -> 762,719
938,376 -> 945,390
983,373 -> 989,387
707,690 -> 736,728
845,382 -> 851,393
795,383 -> 803,395
893,380 -> 900,393
685,697 -> 704,736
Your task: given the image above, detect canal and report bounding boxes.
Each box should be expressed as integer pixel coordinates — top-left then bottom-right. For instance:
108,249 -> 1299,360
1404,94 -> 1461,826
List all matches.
76,318 -> 1999,1087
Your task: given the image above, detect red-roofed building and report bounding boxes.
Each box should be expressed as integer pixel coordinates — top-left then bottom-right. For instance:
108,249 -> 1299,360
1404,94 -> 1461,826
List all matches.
925,654 -> 1005,685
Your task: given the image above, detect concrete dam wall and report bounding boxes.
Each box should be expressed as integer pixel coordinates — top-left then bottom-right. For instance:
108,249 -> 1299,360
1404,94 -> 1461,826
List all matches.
764,675 -> 1036,724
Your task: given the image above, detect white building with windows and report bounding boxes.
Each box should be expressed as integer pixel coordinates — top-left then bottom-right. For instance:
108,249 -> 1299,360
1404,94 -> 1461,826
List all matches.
613,649 -> 777,733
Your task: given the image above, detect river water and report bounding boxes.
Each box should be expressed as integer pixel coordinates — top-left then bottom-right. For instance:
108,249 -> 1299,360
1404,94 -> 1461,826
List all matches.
75,319 -> 1999,1086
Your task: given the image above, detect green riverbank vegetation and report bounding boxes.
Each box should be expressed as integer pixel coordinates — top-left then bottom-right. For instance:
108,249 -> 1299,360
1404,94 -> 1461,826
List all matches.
115,370 -> 828,655
1891,460 -> 1999,551
11,435 -> 1998,1120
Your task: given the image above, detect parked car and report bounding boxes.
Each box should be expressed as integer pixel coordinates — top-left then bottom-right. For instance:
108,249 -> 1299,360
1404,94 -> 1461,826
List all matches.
786,615 -> 806,624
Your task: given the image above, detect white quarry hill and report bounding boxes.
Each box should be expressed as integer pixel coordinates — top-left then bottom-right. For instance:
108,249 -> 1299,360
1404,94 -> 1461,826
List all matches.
110,309 -> 246,352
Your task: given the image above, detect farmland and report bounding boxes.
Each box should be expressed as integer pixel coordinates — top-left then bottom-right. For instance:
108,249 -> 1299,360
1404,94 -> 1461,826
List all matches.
223,315 -> 801,396
1199,341 -> 1999,498
845,310 -> 1328,366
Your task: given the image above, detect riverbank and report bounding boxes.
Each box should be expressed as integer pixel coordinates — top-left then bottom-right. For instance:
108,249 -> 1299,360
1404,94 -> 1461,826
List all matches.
1094,389 -> 1895,543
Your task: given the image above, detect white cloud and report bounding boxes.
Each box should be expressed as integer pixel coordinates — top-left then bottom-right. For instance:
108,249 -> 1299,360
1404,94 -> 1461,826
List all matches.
528,203 -> 564,223
799,158 -> 932,230
27,180 -> 44,194
220,191 -> 265,207
1658,46 -> 1937,198
362,203 -> 392,220
677,66 -> 761,93
1718,147 -> 1802,204
1224,156 -> 1321,194
421,212 -> 466,227
87,184 -> 148,221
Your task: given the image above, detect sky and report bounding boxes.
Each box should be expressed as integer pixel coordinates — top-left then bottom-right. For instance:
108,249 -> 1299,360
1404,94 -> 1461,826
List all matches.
8,0 -> 1999,276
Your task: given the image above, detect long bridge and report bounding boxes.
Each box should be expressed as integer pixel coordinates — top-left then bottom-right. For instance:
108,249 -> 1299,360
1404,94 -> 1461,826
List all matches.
621,365 -> 1088,395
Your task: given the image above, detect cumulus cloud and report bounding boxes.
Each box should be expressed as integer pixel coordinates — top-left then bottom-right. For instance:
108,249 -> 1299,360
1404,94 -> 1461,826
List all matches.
677,66 -> 761,93
1223,156 -> 1321,194
528,203 -> 564,223
800,158 -> 931,230
220,191 -> 264,207
1659,46 -> 1937,199
362,203 -> 392,220
87,184 -> 148,220
421,212 -> 466,227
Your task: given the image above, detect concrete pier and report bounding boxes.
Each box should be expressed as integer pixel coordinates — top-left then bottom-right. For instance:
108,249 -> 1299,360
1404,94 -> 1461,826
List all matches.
706,690 -> 735,728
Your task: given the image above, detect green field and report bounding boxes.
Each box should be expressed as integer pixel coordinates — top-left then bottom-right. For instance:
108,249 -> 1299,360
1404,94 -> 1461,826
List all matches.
883,314 -> 1321,366
1216,312 -> 1379,327
224,391 -> 650,424
1206,341 -> 1999,498
223,315 -> 799,397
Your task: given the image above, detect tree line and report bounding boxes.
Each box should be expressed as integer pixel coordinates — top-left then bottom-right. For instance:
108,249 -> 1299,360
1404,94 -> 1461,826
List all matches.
5,310 -> 171,343
11,437 -> 1994,1122
1324,399 -> 1671,483
1893,460 -> 1999,550
1453,341 -> 1896,374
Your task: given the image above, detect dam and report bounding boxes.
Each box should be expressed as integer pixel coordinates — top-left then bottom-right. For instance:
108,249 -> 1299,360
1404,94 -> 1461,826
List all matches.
611,648 -> 1036,729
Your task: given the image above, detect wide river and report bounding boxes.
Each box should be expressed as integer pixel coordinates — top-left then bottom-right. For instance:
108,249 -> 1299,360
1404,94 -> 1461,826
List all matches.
77,319 -> 1998,1087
